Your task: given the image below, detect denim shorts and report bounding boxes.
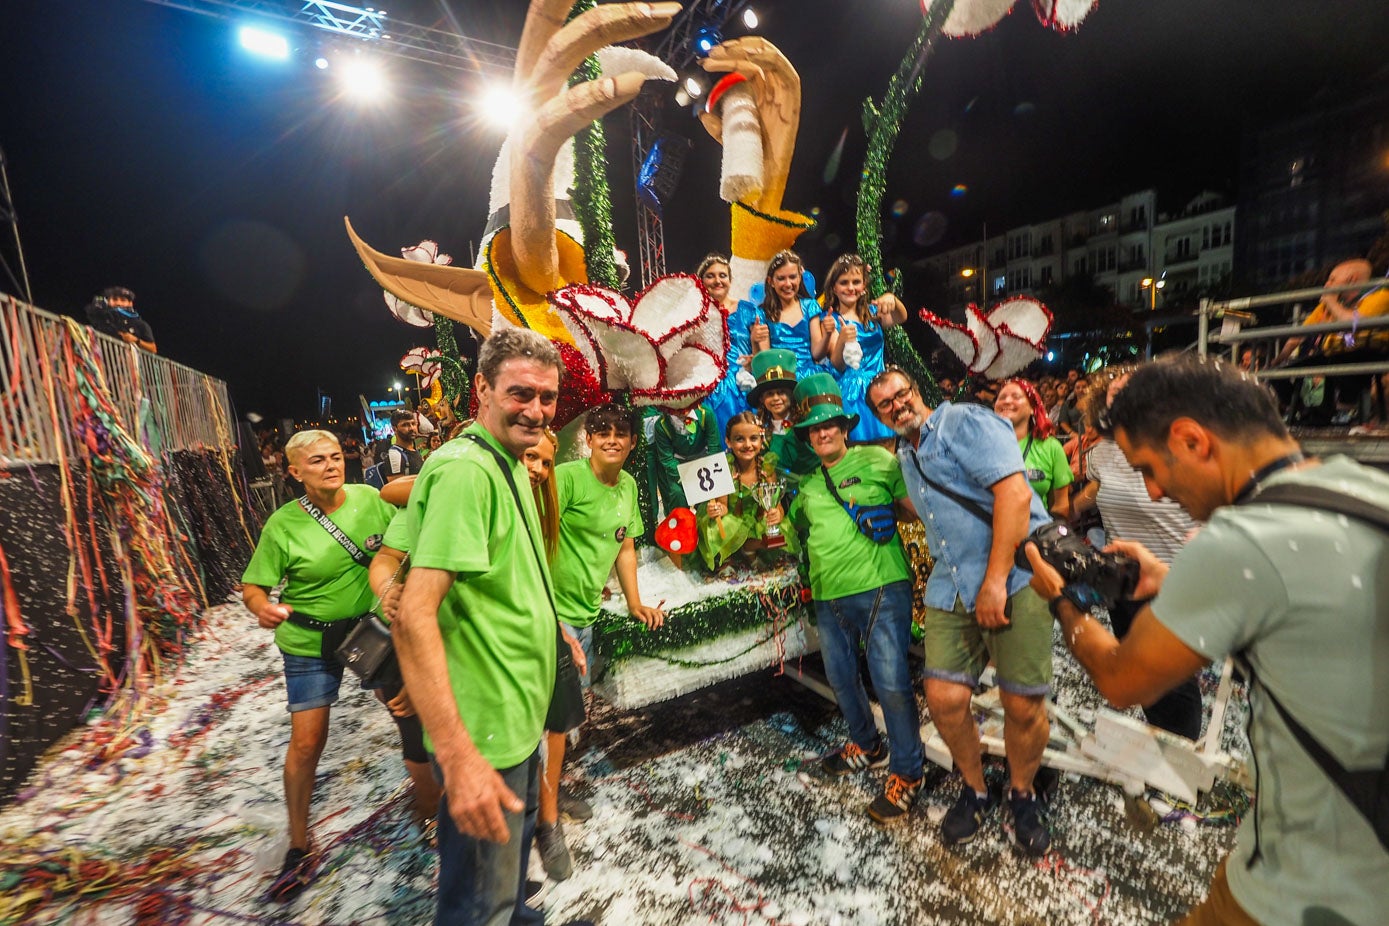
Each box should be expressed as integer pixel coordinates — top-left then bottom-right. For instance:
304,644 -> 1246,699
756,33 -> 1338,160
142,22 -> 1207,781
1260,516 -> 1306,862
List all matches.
561,622 -> 595,689
281,651 -> 345,712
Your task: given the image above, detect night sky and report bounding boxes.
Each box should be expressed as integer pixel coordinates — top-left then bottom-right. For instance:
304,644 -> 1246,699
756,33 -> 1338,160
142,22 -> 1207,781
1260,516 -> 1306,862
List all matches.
2,0 -> 1387,421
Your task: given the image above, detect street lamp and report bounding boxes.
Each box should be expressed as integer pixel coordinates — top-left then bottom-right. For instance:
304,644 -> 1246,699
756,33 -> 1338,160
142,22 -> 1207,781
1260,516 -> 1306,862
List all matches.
1140,274 -> 1166,311
392,382 -> 403,407
961,267 -> 984,304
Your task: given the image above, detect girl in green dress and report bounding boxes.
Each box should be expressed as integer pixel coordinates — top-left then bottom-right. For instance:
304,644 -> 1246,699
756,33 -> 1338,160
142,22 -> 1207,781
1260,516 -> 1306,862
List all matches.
697,412 -> 798,570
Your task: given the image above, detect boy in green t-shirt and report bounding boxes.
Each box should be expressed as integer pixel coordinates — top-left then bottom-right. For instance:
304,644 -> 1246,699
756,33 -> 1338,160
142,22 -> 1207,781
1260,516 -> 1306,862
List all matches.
787,374 -> 927,827
538,404 -> 664,880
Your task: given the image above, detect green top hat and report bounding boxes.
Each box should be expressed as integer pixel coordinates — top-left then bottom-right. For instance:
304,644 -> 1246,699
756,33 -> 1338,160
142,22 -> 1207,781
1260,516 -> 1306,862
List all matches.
792,372 -> 859,434
747,348 -> 798,408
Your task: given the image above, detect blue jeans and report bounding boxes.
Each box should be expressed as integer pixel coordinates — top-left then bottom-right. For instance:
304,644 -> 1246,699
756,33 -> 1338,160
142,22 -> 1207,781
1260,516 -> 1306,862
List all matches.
814,581 -> 923,780
433,748 -> 544,926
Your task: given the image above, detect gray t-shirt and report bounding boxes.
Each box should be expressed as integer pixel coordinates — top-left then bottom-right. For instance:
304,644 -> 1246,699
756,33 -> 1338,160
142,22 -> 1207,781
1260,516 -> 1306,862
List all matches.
1151,455 -> 1389,925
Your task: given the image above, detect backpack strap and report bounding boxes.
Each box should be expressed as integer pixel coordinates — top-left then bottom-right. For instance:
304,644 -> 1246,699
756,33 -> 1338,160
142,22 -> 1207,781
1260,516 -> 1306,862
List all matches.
1248,482 -> 1389,534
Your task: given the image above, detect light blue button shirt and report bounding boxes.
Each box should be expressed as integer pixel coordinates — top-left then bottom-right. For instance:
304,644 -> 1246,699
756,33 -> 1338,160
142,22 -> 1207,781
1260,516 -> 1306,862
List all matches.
897,401 -> 1052,612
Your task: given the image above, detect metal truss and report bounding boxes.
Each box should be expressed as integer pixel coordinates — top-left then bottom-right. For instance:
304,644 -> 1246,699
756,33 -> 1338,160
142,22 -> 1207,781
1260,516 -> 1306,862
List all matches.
139,0 -> 516,74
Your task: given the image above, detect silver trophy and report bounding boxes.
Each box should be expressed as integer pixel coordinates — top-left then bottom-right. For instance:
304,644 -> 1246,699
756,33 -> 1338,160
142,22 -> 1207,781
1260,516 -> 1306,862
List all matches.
751,480 -> 786,549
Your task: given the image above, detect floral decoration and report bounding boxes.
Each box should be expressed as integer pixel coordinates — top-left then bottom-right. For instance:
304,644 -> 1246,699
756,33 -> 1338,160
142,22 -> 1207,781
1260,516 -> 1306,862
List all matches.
398,346 -> 442,390
549,274 -> 730,411
920,296 -> 1053,380
384,241 -> 452,327
920,0 -> 1098,37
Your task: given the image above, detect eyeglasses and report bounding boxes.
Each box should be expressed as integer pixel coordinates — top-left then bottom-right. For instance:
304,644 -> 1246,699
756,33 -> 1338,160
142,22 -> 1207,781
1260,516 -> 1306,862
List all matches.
872,385 -> 914,414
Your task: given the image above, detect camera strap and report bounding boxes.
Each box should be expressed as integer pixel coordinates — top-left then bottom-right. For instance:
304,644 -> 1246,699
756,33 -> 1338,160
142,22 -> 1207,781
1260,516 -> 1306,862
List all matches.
1233,480 -> 1389,858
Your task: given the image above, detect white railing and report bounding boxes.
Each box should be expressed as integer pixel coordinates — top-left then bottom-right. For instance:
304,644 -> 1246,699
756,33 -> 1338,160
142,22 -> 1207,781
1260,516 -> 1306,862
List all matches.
0,294 -> 238,466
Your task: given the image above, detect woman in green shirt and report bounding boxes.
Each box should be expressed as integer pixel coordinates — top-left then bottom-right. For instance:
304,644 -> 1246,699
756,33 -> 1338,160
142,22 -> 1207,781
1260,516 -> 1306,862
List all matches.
994,379 -> 1073,518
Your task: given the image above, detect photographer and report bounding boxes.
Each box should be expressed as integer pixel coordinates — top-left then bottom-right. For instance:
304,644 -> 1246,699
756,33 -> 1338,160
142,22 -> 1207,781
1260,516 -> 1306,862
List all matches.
1025,358 -> 1388,925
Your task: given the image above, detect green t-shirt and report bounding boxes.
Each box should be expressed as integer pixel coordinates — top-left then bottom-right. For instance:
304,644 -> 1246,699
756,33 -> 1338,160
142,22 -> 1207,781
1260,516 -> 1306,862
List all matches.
788,445 -> 910,600
1020,434 -> 1073,505
552,460 -> 644,627
241,484 -> 395,657
390,424 -> 557,770
1151,456 -> 1389,925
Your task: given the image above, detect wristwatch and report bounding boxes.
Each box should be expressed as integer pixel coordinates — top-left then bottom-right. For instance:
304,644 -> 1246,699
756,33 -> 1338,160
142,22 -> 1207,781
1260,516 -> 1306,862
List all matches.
1049,583 -> 1105,619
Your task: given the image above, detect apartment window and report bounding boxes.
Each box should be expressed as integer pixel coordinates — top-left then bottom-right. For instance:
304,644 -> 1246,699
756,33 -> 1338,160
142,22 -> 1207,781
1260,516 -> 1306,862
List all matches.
1039,234 -> 1053,255
1176,238 -> 1191,258
992,274 -> 1007,295
1074,257 -> 1087,276
1039,266 -> 1054,286
1202,227 -> 1211,249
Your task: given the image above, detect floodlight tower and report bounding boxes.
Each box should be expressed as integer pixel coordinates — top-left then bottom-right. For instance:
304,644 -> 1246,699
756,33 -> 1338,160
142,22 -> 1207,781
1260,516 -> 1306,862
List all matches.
136,0 -> 516,75
630,0 -> 758,286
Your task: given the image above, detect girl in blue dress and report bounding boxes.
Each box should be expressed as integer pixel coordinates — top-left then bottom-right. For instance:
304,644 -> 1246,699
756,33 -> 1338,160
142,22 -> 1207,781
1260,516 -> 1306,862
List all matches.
708,249 -> 829,436
820,253 -> 908,443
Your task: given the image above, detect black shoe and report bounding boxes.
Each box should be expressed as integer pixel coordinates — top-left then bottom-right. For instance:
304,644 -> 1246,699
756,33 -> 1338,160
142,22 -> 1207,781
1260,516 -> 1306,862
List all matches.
535,820 -> 574,881
866,773 -> 923,825
821,739 -> 889,776
941,784 -> 998,845
1033,765 -> 1061,807
557,789 -> 594,822
1006,789 -> 1052,857
267,847 -> 313,902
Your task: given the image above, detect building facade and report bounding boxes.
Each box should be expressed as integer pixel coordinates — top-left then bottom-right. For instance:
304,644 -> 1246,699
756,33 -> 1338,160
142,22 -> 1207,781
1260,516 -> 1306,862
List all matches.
925,189 -> 1235,316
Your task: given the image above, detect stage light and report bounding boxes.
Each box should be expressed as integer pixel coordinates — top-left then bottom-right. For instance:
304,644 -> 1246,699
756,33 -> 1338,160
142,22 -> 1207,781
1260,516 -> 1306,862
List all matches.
742,7 -> 759,29
314,56 -> 330,70
239,25 -> 290,61
1046,350 -> 1056,362
338,57 -> 388,102
693,25 -> 722,58
478,84 -> 525,130
683,75 -> 706,99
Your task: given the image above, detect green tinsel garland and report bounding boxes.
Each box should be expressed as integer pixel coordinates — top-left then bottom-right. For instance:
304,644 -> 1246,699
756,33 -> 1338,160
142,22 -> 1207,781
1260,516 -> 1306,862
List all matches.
431,316 -> 470,410
593,582 -> 808,664
856,1 -> 955,408
567,0 -> 621,291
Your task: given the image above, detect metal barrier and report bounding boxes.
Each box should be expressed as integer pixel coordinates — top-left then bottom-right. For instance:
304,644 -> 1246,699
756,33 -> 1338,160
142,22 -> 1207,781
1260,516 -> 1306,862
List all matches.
0,294 -> 238,465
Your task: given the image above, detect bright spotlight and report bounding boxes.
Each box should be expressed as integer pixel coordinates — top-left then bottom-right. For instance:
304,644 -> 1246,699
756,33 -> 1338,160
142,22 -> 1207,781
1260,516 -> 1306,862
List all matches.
479,84 -> 525,130
314,56 -> 330,70
742,7 -> 759,29
693,25 -> 722,58
338,57 -> 388,102
1046,350 -> 1055,362
239,25 -> 290,61
683,76 -> 705,99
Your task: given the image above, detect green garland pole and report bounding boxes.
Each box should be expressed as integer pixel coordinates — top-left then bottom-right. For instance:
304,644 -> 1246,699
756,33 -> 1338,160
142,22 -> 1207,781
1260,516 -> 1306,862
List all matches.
431,316 -> 470,412
855,0 -> 955,407
567,0 -> 655,539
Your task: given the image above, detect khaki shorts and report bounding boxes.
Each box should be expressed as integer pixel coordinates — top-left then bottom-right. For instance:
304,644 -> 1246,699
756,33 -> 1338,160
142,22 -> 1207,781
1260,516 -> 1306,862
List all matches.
921,588 -> 1053,696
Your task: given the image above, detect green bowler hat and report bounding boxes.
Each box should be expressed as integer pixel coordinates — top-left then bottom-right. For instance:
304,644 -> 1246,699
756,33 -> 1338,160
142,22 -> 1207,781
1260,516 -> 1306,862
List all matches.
747,348 -> 799,408
792,372 -> 859,433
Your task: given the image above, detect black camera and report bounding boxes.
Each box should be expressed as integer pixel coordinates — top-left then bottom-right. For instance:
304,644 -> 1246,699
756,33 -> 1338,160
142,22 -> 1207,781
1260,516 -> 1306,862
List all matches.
1016,520 -> 1139,609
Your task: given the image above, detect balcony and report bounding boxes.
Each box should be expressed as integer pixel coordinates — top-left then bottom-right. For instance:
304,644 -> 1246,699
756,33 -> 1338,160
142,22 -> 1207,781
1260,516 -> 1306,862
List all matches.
1165,251 -> 1200,266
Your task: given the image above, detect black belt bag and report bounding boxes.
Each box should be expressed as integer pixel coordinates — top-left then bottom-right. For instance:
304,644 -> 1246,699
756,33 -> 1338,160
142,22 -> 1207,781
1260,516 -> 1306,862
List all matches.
336,614 -> 402,690
285,611 -> 365,662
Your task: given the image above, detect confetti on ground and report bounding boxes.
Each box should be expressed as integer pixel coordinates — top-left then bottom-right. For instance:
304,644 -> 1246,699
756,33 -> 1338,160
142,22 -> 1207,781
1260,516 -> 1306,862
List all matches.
0,599 -> 1245,925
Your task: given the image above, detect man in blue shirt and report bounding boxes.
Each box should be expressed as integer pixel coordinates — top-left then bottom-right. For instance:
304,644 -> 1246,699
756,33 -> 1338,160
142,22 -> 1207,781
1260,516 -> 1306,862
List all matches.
868,368 -> 1054,855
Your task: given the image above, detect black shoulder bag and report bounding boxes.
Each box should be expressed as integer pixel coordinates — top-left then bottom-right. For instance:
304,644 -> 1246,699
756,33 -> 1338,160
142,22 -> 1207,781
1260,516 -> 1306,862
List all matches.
820,463 -> 898,544
1235,481 -> 1389,852
464,433 -> 586,735
288,495 -> 392,674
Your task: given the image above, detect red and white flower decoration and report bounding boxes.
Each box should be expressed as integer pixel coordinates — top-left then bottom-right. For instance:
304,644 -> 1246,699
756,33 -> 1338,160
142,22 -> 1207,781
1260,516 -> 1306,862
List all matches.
399,346 -> 442,390
921,0 -> 1097,36
384,240 -> 453,327
921,296 -> 1053,380
549,274 -> 730,411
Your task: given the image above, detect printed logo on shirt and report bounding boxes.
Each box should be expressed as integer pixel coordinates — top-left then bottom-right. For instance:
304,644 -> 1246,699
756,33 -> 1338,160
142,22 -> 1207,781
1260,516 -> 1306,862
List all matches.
838,476 -> 862,490
365,534 -> 383,552
1025,467 -> 1044,483
614,526 -> 627,542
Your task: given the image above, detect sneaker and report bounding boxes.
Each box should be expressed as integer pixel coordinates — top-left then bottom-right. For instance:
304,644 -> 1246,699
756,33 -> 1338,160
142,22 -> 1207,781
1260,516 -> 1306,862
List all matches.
866,773 -> 923,825
524,878 -> 548,908
535,820 -> 573,881
267,847 -> 313,902
557,790 -> 593,822
941,784 -> 999,845
821,740 -> 889,776
1006,789 -> 1052,857
1033,766 -> 1061,807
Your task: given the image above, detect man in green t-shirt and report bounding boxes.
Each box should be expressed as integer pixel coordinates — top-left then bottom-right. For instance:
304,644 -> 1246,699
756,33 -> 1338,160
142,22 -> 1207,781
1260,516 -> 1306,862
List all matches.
537,403 -> 663,880
242,429 -> 438,901
786,374 -> 927,826
391,328 -> 562,926
1027,358 -> 1389,926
